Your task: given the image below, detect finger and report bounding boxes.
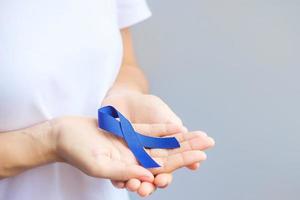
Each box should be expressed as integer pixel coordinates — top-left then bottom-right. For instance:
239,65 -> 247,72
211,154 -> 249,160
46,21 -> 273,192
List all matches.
99,159 -> 154,182
142,95 -> 183,125
158,101 -> 184,126
186,162 -> 201,170
147,131 -> 214,158
133,123 -> 187,137
125,179 -> 141,192
150,150 -> 207,174
166,115 -> 183,126
138,182 -> 156,197
164,109 -> 183,126
167,134 -> 215,155
173,131 -> 212,144
111,180 -> 125,189
154,173 -> 173,188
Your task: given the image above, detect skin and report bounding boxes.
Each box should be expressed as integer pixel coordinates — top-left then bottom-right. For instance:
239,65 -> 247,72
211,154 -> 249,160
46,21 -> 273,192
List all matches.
0,28 -> 215,197
101,28 -> 215,196
102,92 -> 215,195
0,117 -> 213,180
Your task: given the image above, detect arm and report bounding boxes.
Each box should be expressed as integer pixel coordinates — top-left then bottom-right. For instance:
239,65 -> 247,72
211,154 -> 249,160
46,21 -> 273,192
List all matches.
105,28 -> 176,195
0,117 -> 209,181
103,28 -> 214,196
0,117 -> 157,181
0,29 -> 148,180
0,28 -> 214,197
0,28 -> 146,180
107,28 -> 149,95
0,121 -> 57,179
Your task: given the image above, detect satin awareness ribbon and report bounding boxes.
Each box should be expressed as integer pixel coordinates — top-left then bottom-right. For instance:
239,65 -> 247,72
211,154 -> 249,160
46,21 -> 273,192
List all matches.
98,106 -> 180,168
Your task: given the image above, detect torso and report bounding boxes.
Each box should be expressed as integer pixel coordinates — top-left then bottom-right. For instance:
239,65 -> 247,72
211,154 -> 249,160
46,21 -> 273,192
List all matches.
0,0 -> 128,199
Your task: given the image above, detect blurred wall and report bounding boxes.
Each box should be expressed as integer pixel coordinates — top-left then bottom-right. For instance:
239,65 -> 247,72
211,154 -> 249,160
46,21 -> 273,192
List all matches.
130,0 -> 300,200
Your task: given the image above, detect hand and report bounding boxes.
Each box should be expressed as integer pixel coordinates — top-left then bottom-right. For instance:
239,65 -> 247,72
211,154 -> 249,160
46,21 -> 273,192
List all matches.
102,91 -> 183,125
50,116 -> 212,184
102,91 -> 215,196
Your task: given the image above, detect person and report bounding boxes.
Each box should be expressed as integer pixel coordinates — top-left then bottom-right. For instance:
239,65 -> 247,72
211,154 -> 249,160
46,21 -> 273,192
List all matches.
0,0 -> 215,199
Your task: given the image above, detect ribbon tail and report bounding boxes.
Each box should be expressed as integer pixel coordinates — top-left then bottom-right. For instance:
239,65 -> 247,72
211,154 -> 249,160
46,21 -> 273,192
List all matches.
119,114 -> 161,168
137,133 -> 180,149
126,140 -> 160,168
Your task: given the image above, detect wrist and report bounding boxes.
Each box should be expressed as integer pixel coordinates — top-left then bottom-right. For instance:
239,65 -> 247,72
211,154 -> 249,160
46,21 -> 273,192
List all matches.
39,120 -> 64,163
0,121 -> 63,179
17,120 -> 63,168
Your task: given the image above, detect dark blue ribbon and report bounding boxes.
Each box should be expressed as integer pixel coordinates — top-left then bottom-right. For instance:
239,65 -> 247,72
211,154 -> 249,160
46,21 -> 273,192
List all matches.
98,106 -> 180,168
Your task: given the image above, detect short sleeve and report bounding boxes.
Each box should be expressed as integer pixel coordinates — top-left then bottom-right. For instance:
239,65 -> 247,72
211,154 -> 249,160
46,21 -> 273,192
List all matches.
116,0 -> 152,29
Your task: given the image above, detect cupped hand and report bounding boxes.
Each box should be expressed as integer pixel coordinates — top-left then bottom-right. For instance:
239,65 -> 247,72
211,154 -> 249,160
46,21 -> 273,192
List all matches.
102,91 -> 183,125
51,117 -> 213,187
102,91 -> 215,196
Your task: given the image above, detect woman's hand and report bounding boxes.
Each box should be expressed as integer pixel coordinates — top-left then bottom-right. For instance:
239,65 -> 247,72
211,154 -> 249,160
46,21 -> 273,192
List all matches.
102,90 -> 215,196
51,116 -> 213,183
102,91 -> 184,125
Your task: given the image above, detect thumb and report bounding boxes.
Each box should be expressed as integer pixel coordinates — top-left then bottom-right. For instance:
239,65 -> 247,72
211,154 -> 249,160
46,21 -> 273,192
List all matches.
134,123 -> 187,137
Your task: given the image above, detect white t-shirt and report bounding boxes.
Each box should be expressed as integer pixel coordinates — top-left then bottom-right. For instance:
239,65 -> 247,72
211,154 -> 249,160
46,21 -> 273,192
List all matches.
0,0 -> 151,199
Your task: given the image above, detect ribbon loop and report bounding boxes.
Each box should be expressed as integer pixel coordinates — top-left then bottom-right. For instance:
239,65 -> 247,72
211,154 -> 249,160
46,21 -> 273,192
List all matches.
98,106 -> 180,168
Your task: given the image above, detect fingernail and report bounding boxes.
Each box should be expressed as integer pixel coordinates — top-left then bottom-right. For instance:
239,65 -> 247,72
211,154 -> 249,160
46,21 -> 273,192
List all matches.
201,152 -> 207,160
160,183 -> 168,188
208,137 -> 215,146
182,126 -> 188,133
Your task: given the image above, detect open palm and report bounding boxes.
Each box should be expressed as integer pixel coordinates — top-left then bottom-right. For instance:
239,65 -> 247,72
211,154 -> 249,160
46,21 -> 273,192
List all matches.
54,116 -> 210,181
101,92 -> 215,196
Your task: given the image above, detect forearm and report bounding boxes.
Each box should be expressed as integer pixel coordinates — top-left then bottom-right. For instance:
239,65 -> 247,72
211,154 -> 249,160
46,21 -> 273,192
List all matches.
109,65 -> 149,95
107,28 -> 149,95
0,121 -> 57,179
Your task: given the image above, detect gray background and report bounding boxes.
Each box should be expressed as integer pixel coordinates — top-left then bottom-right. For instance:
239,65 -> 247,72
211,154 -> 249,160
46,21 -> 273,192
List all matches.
130,0 -> 300,200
